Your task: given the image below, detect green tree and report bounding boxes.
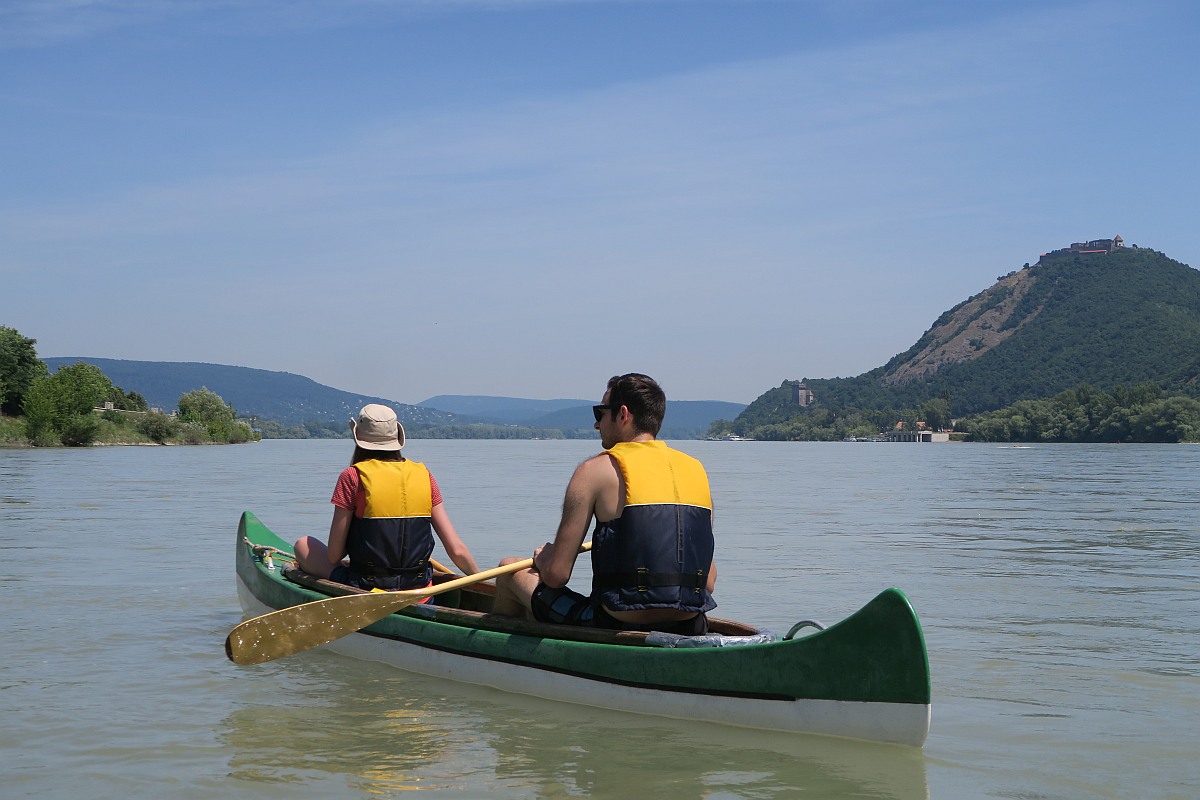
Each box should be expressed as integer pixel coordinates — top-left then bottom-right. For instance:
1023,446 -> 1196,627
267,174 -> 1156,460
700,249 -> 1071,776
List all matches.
136,411 -> 179,443
178,387 -> 237,439
1130,397 -> 1200,442
48,362 -> 112,417
126,390 -> 148,411
704,419 -> 737,438
103,385 -> 149,411
0,326 -> 47,416
60,414 -> 101,447
21,376 -> 59,445
20,362 -> 121,448
920,397 -> 952,431
22,361 -> 115,446
957,383 -> 1200,443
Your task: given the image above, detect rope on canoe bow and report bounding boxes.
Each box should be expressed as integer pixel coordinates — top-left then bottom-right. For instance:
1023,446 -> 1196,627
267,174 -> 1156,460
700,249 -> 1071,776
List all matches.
243,539 -> 296,572
782,620 -> 826,640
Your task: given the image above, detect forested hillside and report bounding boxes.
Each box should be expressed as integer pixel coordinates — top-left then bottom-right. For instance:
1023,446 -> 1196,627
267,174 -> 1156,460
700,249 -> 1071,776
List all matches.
717,246 -> 1200,440
801,247 -> 1200,415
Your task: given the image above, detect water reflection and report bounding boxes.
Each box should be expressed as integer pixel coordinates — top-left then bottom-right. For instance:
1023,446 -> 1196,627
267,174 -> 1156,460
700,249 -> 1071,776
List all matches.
222,655 -> 928,799
481,709 -> 928,800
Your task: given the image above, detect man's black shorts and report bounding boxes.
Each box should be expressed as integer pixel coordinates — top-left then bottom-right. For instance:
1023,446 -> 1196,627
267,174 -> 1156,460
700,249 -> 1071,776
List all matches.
530,583 -> 707,635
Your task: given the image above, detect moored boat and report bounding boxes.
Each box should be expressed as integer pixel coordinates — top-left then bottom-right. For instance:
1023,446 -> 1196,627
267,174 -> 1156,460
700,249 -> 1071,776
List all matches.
233,511 -> 931,746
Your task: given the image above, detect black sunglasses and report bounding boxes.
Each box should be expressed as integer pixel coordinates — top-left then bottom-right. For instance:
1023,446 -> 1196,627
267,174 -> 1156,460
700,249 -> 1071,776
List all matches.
592,404 -> 618,423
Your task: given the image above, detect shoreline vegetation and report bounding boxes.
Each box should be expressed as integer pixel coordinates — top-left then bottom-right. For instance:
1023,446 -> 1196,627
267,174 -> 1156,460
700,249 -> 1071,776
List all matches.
5,318 -> 1199,447
703,380 -> 1200,444
1,326 -> 258,448
0,402 -> 259,449
7,383 -> 1197,448
249,417 -> 587,442
0,425 -> 253,448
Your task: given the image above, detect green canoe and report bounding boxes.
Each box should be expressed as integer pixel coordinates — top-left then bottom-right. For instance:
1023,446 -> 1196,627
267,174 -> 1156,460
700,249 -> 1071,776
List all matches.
234,511 -> 931,746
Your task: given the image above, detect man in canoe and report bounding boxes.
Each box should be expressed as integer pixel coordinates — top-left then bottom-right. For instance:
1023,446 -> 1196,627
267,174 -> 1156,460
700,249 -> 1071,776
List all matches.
492,373 -> 717,635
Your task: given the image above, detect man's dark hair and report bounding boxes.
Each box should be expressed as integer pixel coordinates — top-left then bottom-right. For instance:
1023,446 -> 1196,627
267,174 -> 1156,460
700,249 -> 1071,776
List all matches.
606,373 -> 666,436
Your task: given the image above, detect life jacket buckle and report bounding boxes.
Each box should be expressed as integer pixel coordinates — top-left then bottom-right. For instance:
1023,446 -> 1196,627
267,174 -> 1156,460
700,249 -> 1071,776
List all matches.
636,567 -> 649,593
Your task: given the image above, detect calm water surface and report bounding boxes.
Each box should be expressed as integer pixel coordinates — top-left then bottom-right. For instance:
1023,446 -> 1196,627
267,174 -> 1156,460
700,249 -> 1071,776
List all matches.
2,439 -> 1198,799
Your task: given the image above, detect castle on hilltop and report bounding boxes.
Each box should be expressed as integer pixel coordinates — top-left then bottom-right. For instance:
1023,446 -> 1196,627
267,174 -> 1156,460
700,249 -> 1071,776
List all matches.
1039,234 -> 1124,262
792,382 -> 814,407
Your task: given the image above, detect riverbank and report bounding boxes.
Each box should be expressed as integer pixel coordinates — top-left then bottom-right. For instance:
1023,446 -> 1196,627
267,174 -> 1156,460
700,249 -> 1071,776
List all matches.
0,414 -> 27,446
0,413 -> 259,448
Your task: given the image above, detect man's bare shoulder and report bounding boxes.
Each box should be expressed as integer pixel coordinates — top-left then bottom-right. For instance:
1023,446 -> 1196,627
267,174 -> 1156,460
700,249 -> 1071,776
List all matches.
572,451 -> 616,476
564,451 -> 621,521
564,451 -> 617,488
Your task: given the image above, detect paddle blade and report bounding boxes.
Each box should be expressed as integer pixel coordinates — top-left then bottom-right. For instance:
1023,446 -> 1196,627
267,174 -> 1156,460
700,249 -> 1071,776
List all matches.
226,590 -> 420,665
227,543 -> 588,666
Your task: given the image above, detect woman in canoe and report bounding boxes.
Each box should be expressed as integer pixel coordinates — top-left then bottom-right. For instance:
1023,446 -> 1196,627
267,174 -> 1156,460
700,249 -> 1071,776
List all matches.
294,404 -> 480,591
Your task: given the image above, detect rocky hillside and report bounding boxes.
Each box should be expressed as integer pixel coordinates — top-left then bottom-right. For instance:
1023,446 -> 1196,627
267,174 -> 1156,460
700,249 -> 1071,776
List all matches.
880,268 -> 1037,385
788,245 -> 1200,416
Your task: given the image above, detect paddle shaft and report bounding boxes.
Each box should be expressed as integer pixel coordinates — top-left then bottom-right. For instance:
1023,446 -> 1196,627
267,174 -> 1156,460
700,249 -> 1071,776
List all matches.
429,557 -> 457,576
226,543 -> 589,666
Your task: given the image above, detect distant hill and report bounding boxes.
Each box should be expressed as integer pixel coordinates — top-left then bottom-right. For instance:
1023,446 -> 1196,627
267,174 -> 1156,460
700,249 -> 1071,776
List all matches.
526,400 -> 748,439
420,395 -> 592,423
39,359 -> 745,438
41,358 -> 456,429
422,394 -> 746,439
739,245 -> 1200,423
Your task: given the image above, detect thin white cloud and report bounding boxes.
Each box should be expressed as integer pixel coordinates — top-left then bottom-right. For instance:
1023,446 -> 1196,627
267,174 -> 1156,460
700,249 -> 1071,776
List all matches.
0,0 -> 671,48
3,2 -> 1116,262
3,0 -> 1194,401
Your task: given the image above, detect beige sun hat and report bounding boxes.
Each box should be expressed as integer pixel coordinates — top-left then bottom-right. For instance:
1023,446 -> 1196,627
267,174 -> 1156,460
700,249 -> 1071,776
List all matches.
350,404 -> 405,450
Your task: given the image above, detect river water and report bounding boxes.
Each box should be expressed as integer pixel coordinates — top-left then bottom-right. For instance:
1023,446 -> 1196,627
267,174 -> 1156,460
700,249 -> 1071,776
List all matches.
2,439 -> 1197,799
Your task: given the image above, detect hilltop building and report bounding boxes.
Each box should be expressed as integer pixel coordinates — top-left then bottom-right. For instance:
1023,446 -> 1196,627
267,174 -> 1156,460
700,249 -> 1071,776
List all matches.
1039,234 -> 1124,262
792,382 -> 814,407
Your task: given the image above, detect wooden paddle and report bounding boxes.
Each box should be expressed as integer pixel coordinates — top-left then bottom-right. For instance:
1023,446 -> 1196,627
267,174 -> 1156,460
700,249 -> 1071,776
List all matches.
226,543 -> 590,666
429,557 -> 458,576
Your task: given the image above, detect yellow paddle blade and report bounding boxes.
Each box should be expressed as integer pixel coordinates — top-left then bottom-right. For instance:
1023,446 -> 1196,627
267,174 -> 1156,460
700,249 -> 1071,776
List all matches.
227,542 -> 590,666
225,589 -> 424,665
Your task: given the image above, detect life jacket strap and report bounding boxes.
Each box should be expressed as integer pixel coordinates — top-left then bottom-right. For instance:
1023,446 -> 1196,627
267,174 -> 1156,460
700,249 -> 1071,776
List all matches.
357,558 -> 427,578
593,569 -> 706,593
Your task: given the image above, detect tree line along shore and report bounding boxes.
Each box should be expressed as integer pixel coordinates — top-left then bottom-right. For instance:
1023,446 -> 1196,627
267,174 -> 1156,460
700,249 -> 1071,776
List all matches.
7,316 -> 1200,447
1,326 -> 256,448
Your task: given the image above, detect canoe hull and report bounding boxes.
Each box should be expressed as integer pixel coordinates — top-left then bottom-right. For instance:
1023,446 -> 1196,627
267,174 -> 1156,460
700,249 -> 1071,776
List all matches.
234,512 -> 931,746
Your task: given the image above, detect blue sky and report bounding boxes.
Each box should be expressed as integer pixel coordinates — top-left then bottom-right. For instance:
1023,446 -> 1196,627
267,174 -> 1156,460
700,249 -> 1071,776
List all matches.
2,0 -> 1197,405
